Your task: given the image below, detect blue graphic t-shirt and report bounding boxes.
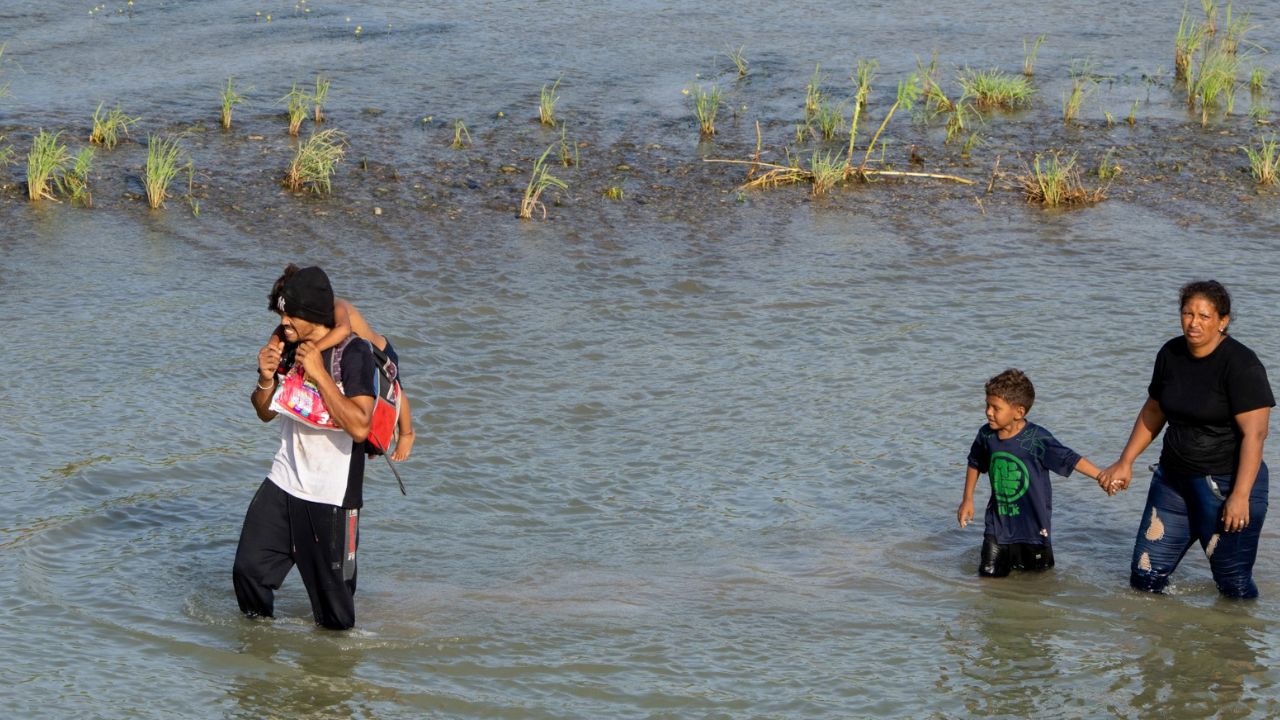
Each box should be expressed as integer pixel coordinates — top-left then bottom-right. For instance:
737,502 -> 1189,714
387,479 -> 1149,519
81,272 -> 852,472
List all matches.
967,422 -> 1081,545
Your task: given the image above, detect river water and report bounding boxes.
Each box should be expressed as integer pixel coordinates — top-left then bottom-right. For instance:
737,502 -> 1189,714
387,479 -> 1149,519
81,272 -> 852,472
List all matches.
6,2 -> 1280,718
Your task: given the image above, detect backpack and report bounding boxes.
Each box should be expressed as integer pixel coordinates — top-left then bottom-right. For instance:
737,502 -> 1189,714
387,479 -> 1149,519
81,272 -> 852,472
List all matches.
331,335 -> 407,495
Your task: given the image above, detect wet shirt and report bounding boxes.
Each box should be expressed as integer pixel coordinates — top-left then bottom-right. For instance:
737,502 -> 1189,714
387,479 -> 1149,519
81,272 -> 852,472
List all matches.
967,422 -> 1081,545
1149,335 -> 1274,478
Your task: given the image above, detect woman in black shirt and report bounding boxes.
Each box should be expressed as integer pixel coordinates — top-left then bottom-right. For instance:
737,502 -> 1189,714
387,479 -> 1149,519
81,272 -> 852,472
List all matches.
1100,280 -> 1273,598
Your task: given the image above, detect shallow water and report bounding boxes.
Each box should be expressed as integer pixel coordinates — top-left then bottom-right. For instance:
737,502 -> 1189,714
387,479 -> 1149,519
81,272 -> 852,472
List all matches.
6,2 -> 1280,719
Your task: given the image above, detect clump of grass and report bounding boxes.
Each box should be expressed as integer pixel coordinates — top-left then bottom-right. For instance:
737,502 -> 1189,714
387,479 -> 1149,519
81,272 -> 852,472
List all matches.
220,77 -> 247,130
1023,34 -> 1046,77
692,83 -> 720,137
853,59 -> 878,111
1062,69 -> 1096,125
1021,152 -> 1106,206
1250,66 -> 1266,93
960,131 -> 981,159
144,133 -> 190,209
89,102 -> 137,150
518,144 -> 568,219
284,128 -> 346,195
813,99 -> 846,140
1127,99 -> 1140,125
957,67 -> 1034,109
1242,136 -> 1279,184
917,53 -> 955,113
1097,148 -> 1122,180
1175,8 -> 1209,82
603,185 -> 624,200
1194,44 -> 1240,124
809,150 -> 843,195
557,125 -> 578,167
0,43 -> 8,100
26,130 -> 70,201
805,64 -> 825,117
726,45 -> 748,77
539,76 -> 561,126
313,75 -> 331,123
0,135 -> 13,167
281,83 -> 310,136
1202,0 -> 1220,36
944,102 -> 975,144
451,119 -> 472,149
57,147 -> 94,207
1221,3 -> 1255,54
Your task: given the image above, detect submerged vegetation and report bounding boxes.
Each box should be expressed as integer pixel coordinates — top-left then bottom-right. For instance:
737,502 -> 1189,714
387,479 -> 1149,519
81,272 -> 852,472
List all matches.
693,84 -> 720,137
57,147 -> 94,207
539,76 -> 561,126
281,83 -> 310,136
451,119 -> 472,149
726,45 -> 748,77
1023,34 -> 1046,77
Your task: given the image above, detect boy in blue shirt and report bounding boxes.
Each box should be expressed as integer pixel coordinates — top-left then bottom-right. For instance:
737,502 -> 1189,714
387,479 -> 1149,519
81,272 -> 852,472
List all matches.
957,369 -> 1107,577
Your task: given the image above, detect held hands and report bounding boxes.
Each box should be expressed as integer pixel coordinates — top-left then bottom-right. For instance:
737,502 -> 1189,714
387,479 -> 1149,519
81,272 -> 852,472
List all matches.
1097,462 -> 1133,496
957,498 -> 974,528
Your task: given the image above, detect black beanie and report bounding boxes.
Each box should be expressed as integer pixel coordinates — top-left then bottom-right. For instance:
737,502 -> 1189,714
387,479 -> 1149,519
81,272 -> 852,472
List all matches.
277,266 -> 336,327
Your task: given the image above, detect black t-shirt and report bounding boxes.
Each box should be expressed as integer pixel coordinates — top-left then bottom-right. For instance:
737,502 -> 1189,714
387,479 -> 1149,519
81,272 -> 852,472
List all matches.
1149,335 -> 1274,477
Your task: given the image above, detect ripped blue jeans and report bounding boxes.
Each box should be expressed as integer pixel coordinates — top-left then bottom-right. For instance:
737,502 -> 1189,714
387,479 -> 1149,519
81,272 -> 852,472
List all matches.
1130,463 -> 1268,599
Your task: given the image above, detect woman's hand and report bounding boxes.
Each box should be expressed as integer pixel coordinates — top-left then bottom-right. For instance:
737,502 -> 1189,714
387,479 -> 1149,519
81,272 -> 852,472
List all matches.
1098,461 -> 1133,496
1222,492 -> 1251,533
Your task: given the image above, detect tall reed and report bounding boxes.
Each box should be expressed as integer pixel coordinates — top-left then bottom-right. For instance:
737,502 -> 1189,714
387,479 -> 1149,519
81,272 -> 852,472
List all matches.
1023,34 -> 1046,76
313,75 -> 331,123
518,144 -> 568,219
1062,73 -> 1095,125
1242,136 -> 1279,185
27,130 -> 70,201
1222,4 -> 1256,54
220,77 -> 246,129
805,64 -> 825,117
145,134 -> 189,209
539,76 -> 561,126
89,102 -> 137,149
284,128 -> 346,195
1175,9 -> 1207,81
1194,44 -> 1240,124
853,59 -> 877,111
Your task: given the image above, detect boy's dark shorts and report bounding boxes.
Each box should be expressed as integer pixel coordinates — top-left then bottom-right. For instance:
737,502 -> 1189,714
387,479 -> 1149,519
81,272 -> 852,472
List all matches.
980,535 -> 1055,577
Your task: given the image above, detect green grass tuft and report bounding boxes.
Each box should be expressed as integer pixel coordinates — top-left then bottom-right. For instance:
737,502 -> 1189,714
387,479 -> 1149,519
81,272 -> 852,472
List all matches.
692,84 -> 720,137
519,144 -> 569,219
27,129 -> 70,201
539,76 -> 561,126
284,128 -> 346,195
281,83 -> 310,136
1242,136 -> 1279,184
144,133 -> 190,209
957,67 -> 1034,109
89,102 -> 137,150
220,77 -> 247,130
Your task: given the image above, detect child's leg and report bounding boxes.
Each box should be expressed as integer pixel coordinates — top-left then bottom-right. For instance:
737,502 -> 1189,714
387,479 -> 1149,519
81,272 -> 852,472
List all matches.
1192,465 -> 1269,599
1130,467 -> 1197,593
979,535 -> 1012,577
1010,542 -> 1054,571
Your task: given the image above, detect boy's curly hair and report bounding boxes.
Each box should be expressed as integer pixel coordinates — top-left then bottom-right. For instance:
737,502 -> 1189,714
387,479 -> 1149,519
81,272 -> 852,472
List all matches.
985,368 -> 1035,412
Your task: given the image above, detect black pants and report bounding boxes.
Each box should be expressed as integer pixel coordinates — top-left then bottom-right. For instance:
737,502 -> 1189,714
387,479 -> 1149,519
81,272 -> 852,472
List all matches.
979,535 -> 1054,577
232,479 -> 360,630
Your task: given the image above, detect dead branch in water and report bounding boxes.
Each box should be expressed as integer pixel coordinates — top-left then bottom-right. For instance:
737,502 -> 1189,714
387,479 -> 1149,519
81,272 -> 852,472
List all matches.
703,158 -> 975,190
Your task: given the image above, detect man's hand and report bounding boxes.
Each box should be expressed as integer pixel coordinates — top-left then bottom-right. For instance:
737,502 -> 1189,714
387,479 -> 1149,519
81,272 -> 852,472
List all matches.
258,335 -> 284,380
296,340 -> 325,379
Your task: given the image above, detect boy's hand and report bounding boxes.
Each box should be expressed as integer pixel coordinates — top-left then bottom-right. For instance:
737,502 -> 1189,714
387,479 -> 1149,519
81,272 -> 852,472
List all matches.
957,498 -> 974,528
1098,462 -> 1132,496
390,430 -> 415,462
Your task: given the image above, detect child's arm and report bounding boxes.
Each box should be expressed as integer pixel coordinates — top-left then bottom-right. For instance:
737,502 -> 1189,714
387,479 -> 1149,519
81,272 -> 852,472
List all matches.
958,466 -> 980,528
389,393 -> 416,462
311,299 -> 354,351
340,299 -> 388,351
1073,457 -> 1110,493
